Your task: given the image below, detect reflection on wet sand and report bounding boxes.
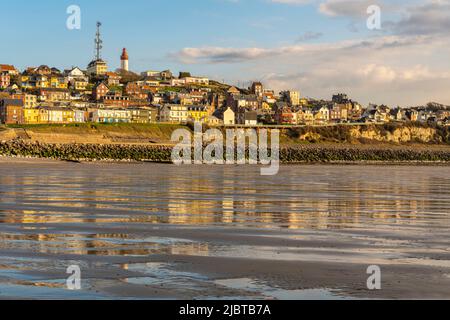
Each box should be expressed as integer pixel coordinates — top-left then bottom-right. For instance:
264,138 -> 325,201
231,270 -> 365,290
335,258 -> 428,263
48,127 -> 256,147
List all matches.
0,164 -> 445,229
0,163 -> 449,299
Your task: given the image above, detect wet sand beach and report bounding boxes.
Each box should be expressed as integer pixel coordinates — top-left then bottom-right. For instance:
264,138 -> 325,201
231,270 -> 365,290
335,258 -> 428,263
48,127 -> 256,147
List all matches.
0,159 -> 449,299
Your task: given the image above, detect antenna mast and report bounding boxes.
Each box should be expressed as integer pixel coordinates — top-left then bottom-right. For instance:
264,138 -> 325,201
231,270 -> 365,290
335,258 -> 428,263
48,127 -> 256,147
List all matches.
95,22 -> 103,60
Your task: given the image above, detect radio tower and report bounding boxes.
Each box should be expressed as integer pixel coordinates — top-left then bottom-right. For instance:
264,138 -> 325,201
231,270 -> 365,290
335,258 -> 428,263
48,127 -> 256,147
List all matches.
95,22 -> 103,60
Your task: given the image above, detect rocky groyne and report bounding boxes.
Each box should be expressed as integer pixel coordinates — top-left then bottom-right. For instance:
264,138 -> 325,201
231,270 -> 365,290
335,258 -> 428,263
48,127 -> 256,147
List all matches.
1,141 -> 450,164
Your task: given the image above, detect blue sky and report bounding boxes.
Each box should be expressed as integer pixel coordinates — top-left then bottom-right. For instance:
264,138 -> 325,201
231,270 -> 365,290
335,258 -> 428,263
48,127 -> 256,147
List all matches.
1,0 -> 361,69
1,0 -> 450,106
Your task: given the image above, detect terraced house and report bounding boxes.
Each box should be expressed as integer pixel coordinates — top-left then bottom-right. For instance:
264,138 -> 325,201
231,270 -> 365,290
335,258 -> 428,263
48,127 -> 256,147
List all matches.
0,99 -> 24,124
130,108 -> 158,124
23,108 -> 40,124
187,105 -> 208,122
159,105 -> 188,123
90,108 -> 131,123
38,107 -> 74,124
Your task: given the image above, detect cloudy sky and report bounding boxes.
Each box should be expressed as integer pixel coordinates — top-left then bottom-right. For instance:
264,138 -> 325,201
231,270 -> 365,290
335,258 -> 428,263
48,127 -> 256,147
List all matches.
1,0 -> 450,106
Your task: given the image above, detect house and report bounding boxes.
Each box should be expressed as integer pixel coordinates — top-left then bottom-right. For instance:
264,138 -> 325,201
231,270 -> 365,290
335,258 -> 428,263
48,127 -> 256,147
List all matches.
170,78 -> 187,86
187,105 -> 208,122
0,72 -> 10,89
21,74 -> 49,89
125,83 -> 148,100
73,109 -> 88,123
238,110 -> 258,126
159,105 -> 189,123
90,108 -> 131,123
312,106 -> 330,124
362,109 -> 385,123
143,79 -> 160,87
418,110 -> 433,123
362,105 -> 390,123
227,86 -> 240,96
65,67 -> 87,81
72,78 -> 89,91
0,99 -> 24,124
0,64 -> 19,76
39,88 -> 70,102
141,70 -> 161,78
21,66 -> 67,89
37,107 -> 74,124
390,108 -> 404,122
0,64 -> 19,75
102,92 -> 131,108
87,59 -> 108,76
129,108 -> 158,124
160,70 -> 173,80
405,109 -> 419,122
23,108 -> 41,124
227,94 -> 259,111
150,93 -> 164,104
250,82 -> 263,97
49,75 -> 68,89
330,104 -> 349,123
183,76 -> 209,86
223,107 -> 235,125
280,91 -> 300,106
65,67 -> 89,91
93,82 -> 109,101
23,94 -> 37,108
207,115 -> 222,126
297,108 -> 314,125
104,72 -> 122,86
275,106 -> 297,125
263,92 -> 276,104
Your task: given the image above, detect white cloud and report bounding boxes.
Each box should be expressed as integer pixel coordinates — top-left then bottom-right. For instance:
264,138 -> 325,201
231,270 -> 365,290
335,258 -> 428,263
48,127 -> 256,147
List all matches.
169,0 -> 450,106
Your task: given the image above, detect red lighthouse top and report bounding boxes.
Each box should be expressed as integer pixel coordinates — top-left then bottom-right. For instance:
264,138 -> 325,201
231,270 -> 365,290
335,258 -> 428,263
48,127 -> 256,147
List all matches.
121,48 -> 129,60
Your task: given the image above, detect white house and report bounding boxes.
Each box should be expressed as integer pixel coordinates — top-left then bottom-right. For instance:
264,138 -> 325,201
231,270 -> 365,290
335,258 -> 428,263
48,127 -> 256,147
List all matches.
223,107 -> 235,125
159,105 -> 189,123
90,109 -> 131,123
184,77 -> 209,86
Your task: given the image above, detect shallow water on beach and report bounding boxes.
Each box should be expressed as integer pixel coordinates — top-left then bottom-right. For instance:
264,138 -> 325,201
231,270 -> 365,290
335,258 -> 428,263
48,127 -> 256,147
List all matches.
0,162 -> 449,299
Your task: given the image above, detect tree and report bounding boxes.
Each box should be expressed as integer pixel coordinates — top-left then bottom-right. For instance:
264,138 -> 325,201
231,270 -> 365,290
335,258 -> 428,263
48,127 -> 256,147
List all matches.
179,72 -> 191,79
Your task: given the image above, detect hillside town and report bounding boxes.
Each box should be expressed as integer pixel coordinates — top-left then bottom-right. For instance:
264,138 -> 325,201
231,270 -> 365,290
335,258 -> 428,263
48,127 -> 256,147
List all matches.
0,24 -> 449,128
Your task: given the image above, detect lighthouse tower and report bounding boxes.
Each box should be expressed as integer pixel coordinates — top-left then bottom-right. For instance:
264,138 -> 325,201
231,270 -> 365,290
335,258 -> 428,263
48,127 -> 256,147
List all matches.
120,48 -> 129,71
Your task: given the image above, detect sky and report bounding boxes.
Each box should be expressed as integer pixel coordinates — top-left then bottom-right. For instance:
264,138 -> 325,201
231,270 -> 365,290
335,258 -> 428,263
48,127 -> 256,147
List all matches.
1,0 -> 450,106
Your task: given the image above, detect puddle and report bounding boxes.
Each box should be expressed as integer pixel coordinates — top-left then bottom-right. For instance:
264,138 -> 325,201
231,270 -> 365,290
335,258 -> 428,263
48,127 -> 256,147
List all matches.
123,262 -> 208,284
0,283 -> 104,300
215,278 -> 352,300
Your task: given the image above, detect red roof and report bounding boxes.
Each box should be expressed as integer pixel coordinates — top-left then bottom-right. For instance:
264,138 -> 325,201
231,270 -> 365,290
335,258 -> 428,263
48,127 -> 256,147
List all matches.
0,64 -> 16,71
121,48 -> 129,60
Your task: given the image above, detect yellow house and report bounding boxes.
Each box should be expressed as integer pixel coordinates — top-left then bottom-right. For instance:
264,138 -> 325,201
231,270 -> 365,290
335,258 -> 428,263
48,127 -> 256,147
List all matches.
49,76 -> 68,89
21,74 -> 49,88
24,94 -> 37,108
62,109 -> 75,123
187,106 -> 208,122
23,108 -> 41,124
73,79 -> 88,91
37,107 -> 75,123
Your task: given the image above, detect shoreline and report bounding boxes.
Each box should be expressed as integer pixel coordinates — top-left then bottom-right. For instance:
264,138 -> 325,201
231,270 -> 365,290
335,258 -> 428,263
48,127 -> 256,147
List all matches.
1,154 -> 450,166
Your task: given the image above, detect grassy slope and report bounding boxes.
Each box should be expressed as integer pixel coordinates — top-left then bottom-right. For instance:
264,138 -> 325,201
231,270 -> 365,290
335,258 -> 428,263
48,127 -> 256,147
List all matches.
2,123 -> 189,145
